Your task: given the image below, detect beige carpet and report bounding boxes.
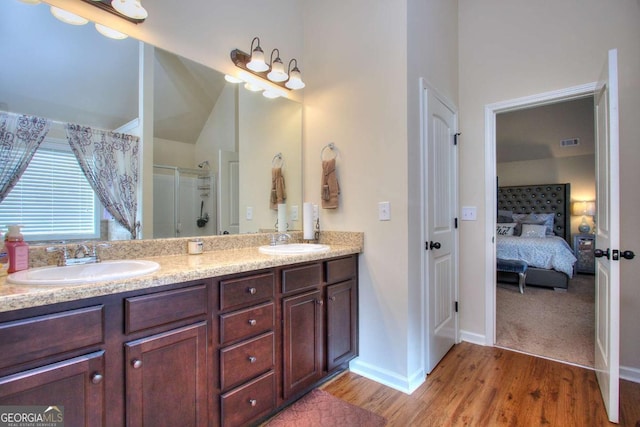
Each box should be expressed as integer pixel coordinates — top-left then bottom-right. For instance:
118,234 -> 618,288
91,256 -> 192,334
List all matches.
496,274 -> 595,367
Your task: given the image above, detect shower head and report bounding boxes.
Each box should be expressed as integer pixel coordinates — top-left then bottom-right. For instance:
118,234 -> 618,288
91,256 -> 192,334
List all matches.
198,161 -> 210,169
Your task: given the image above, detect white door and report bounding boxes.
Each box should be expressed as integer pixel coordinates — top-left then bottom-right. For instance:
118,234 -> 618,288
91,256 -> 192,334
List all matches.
218,150 -> 239,234
423,83 -> 458,373
593,48 -> 620,424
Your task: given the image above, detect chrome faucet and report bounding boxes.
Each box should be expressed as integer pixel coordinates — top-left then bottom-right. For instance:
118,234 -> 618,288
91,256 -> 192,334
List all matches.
46,242 -> 109,266
269,233 -> 292,246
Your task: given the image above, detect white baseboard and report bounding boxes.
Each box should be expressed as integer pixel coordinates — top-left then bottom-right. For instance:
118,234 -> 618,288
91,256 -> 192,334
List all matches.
348,358 -> 425,395
620,365 -> 640,384
459,329 -> 487,346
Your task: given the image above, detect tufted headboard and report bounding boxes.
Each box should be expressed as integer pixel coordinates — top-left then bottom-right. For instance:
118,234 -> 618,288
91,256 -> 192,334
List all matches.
497,183 -> 571,243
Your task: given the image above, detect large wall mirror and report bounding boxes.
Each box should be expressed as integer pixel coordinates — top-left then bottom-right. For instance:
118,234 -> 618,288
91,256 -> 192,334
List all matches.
0,0 -> 302,240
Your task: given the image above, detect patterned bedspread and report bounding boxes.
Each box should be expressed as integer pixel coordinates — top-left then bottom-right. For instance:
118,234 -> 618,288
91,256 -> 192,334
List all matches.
496,235 -> 577,277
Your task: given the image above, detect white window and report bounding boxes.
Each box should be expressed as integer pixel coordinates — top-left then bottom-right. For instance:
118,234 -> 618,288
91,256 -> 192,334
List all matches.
0,138 -> 101,241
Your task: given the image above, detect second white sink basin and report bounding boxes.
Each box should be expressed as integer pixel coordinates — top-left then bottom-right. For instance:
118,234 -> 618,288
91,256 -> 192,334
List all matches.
259,243 -> 330,256
7,260 -> 160,286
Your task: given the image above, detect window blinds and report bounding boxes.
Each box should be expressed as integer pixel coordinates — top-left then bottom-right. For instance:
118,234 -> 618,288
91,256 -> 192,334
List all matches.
0,140 -> 100,241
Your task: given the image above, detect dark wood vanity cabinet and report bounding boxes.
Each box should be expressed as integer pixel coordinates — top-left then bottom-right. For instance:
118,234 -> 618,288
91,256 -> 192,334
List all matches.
0,254 -> 358,427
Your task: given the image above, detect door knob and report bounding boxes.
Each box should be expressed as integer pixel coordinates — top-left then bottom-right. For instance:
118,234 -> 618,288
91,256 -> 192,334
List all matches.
594,248 -> 610,259
430,241 -> 441,250
621,250 -> 635,260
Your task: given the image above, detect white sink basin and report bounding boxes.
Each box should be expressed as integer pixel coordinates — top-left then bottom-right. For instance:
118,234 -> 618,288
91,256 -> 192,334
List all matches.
258,243 -> 330,256
7,260 -> 160,286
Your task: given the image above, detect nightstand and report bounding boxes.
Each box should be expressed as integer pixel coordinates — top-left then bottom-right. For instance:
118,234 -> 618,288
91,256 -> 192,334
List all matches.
573,234 -> 595,274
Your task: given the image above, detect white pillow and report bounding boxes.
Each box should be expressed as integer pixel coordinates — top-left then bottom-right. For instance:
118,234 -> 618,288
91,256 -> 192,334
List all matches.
496,222 -> 517,236
520,223 -> 547,238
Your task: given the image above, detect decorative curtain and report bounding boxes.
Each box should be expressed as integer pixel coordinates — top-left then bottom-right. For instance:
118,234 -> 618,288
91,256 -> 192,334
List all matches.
0,112 -> 51,203
66,124 -> 140,239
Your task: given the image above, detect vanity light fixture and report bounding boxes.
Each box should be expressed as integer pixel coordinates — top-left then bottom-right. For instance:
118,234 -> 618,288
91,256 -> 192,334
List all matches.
110,0 -> 148,20
246,37 -> 269,72
267,49 -> 288,83
230,37 -> 305,91
50,6 -> 89,25
285,59 -> 305,90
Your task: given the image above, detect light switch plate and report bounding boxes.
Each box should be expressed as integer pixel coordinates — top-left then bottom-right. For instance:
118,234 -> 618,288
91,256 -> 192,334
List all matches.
378,201 -> 391,221
290,205 -> 299,221
246,206 -> 253,220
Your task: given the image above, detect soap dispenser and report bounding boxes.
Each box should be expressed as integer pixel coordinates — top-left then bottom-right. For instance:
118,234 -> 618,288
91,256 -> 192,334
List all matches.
5,224 -> 29,273
0,230 -> 7,277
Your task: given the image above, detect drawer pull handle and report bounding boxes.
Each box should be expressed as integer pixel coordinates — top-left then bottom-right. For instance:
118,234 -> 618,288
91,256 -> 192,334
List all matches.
91,373 -> 103,384
248,356 -> 257,363
248,319 -> 257,326
131,359 -> 143,369
330,296 -> 336,301
248,287 -> 257,295
249,399 -> 257,407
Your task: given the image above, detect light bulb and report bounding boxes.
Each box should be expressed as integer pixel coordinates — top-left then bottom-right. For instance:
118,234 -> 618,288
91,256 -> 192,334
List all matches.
285,68 -> 305,90
247,47 -> 269,72
267,58 -> 288,83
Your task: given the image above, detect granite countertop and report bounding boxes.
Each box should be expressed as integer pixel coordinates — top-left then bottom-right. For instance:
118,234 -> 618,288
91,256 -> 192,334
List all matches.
0,243 -> 361,313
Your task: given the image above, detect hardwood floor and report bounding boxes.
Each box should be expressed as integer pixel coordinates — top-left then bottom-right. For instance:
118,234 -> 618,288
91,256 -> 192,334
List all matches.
321,342 -> 640,426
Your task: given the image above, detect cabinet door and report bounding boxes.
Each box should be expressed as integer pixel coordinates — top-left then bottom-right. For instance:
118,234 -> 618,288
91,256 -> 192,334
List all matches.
125,322 -> 207,427
0,351 -> 105,427
326,279 -> 358,371
282,290 -> 323,400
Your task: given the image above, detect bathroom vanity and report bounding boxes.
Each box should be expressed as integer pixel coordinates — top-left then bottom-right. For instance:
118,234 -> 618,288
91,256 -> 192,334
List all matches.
0,236 -> 360,427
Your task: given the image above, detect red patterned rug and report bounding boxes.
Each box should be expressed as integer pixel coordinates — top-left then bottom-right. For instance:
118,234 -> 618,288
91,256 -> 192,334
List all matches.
265,389 -> 387,426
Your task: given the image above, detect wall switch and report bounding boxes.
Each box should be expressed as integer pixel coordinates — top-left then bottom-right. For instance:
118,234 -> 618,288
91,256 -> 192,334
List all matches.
461,206 -> 477,221
378,201 -> 391,221
290,205 -> 299,221
246,206 -> 253,220
313,204 -> 319,221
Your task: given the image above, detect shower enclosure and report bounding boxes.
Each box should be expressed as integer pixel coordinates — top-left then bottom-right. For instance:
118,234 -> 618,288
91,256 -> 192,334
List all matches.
153,165 -> 217,238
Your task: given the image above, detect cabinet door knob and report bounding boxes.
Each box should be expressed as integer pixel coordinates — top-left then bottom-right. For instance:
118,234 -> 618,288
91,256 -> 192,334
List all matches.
317,299 -> 324,306
248,356 -> 257,363
248,287 -> 257,295
249,399 -> 257,407
131,359 -> 143,369
330,296 -> 336,301
248,319 -> 257,326
91,373 -> 103,384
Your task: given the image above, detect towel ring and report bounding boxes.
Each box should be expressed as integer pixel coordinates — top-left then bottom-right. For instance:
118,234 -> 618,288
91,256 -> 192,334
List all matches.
272,153 -> 284,168
320,143 -> 337,161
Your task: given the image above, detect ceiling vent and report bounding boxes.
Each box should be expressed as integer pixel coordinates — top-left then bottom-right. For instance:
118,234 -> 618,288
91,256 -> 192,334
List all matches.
560,138 -> 580,147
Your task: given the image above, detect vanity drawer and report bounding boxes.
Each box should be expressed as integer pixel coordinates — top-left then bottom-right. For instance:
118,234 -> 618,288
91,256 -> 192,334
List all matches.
220,371 -> 275,427
125,285 -> 208,334
326,256 -> 357,284
219,272 -> 274,311
220,302 -> 274,345
220,332 -> 275,391
281,263 -> 322,294
0,305 -> 104,369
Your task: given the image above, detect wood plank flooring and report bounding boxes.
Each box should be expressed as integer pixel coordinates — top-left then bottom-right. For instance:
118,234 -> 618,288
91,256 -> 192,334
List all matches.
321,342 -> 640,426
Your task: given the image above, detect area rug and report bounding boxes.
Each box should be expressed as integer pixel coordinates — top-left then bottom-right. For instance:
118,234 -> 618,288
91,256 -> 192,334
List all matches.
264,389 -> 387,426
496,274 -> 595,367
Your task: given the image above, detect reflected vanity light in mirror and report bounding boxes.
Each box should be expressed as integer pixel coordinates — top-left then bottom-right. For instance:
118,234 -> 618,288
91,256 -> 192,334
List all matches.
50,6 -> 89,25
111,0 -> 148,20
95,23 -> 129,39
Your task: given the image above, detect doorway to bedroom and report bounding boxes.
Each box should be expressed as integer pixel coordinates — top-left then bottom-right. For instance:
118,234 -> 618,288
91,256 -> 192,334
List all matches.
494,95 -> 596,368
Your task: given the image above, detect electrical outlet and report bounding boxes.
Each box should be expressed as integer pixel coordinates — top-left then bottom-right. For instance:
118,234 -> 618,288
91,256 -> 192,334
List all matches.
246,206 -> 253,220
378,201 -> 391,221
290,205 -> 299,221
461,206 -> 477,221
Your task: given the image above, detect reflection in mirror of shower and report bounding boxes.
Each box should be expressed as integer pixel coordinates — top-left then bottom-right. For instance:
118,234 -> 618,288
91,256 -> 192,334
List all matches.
153,165 -> 217,238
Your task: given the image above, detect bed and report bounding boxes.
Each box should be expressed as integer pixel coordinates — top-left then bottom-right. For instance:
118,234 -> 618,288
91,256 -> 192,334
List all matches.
496,183 -> 577,290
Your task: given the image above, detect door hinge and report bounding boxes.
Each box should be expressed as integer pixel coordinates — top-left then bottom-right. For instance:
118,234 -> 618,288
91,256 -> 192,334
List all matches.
454,132 -> 461,146
454,218 -> 458,229
425,241 -> 429,251
455,301 -> 459,312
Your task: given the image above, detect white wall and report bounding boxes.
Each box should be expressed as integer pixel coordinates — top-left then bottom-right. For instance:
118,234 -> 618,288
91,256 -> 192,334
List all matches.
303,0 -> 458,391
459,0 -> 640,376
498,154 -> 596,234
